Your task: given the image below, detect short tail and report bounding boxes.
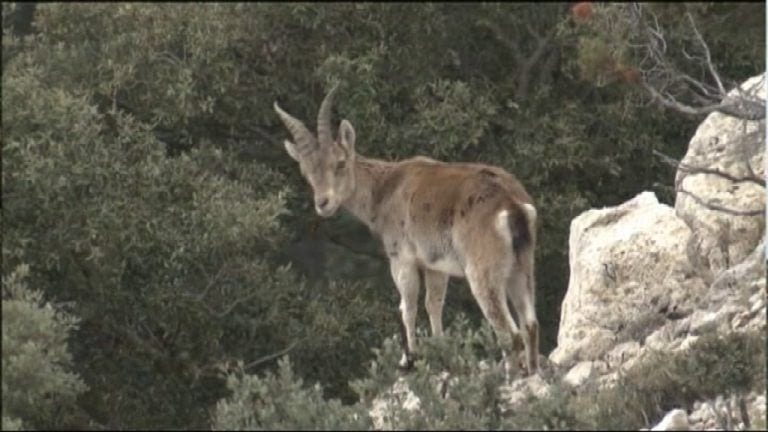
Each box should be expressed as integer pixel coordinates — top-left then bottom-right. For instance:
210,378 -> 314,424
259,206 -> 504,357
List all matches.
494,203 -> 536,257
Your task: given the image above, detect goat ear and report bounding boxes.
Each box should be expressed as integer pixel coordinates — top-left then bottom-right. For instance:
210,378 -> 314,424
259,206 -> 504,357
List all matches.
338,119 -> 356,154
284,140 -> 301,162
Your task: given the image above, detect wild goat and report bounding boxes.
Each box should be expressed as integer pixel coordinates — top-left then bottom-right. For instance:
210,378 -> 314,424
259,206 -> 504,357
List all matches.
274,85 -> 539,376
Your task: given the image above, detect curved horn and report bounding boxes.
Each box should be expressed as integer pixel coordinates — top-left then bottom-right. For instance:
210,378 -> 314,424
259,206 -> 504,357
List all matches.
274,102 -> 317,151
317,82 -> 339,147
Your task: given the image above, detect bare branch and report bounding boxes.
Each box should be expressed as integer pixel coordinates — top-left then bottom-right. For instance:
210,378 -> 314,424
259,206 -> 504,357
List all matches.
686,13 -> 725,95
475,19 -> 522,66
678,188 -> 763,217
644,83 -> 765,121
679,72 -> 718,99
209,290 -> 259,319
653,150 -> 766,187
628,5 -> 766,120
515,25 -> 556,100
180,263 -> 224,302
476,14 -> 557,100
243,340 -> 299,370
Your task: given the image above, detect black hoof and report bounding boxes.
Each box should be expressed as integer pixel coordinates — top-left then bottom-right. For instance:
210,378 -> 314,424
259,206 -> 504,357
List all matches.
397,353 -> 417,371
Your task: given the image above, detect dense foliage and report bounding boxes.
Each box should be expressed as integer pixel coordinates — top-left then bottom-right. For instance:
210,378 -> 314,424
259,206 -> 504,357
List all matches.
2,2 -> 763,429
213,319 -> 766,430
2,265 -> 88,430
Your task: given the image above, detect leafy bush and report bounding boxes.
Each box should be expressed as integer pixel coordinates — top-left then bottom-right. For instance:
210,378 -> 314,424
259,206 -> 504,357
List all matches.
351,316 -> 510,430
2,29 -> 388,427
213,357 -> 371,430
2,264 -> 88,430
366,326 -> 765,431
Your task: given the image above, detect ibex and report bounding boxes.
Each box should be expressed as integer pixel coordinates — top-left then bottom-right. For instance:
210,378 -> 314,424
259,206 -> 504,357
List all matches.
274,84 -> 539,376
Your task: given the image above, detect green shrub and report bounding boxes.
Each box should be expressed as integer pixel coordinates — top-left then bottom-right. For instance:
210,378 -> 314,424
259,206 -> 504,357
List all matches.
2,38 -> 385,428
213,357 -> 371,430
351,316 -> 509,430
2,264 -> 88,430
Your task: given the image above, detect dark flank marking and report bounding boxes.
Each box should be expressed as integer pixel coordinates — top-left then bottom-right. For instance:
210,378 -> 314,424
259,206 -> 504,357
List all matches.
373,169 -> 405,209
510,207 -> 531,256
472,181 -> 500,208
439,208 -> 453,226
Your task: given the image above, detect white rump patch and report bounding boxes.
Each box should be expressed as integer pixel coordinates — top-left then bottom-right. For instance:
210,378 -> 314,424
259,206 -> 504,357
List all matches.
495,210 -> 512,245
522,203 -> 537,222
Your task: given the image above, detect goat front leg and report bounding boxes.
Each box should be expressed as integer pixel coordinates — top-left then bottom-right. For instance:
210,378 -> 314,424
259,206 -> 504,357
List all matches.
424,269 -> 449,337
390,258 -> 420,370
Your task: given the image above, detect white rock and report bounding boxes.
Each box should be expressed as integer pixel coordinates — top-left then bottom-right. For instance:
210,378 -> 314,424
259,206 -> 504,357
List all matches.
597,371 -> 619,389
674,74 -> 765,280
605,340 -> 641,367
675,334 -> 700,352
709,240 -> 766,307
689,303 -> 742,335
688,309 -> 720,335
748,291 -> 765,313
731,310 -> 753,329
645,324 -> 676,350
651,408 -> 689,431
551,191 -> 706,365
563,360 -> 598,387
369,377 -> 420,429
747,307 -> 766,331
501,373 -> 551,409
535,76 -> 766,431
751,394 -> 767,429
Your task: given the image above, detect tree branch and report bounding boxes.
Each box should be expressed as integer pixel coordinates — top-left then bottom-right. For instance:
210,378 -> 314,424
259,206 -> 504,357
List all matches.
631,5 -> 766,121
207,290 -> 259,319
644,83 -> 765,121
653,150 -> 765,188
475,18 -> 522,66
515,24 -> 556,100
677,188 -> 763,217
685,13 -> 725,95
243,340 -> 299,371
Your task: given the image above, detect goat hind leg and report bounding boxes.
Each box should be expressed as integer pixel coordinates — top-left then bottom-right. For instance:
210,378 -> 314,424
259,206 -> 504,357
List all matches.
466,265 -> 523,379
507,271 -> 539,375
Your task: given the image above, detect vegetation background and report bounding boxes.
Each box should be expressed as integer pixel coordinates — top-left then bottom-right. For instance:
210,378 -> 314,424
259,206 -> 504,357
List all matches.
2,2 -> 764,429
